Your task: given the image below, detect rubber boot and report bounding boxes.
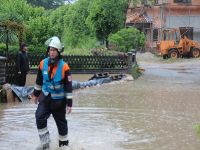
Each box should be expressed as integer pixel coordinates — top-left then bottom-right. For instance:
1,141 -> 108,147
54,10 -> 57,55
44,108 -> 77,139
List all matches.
36,131 -> 50,150
36,143 -> 50,150
59,140 -> 69,147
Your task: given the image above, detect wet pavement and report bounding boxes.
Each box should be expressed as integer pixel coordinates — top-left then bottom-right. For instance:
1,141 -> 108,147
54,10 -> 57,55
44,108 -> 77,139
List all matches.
1,53 -> 200,150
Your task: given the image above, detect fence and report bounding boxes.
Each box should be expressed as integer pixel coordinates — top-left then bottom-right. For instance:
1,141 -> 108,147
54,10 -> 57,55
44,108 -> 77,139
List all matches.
0,56 -> 6,85
28,53 -> 128,74
0,51 -> 136,84
0,56 -> 6,102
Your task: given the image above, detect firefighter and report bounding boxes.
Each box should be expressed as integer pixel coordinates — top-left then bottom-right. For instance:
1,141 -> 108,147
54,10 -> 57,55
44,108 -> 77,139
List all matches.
31,36 -> 73,150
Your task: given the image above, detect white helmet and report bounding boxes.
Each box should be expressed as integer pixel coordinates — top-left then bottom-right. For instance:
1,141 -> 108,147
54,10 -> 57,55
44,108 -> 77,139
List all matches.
45,36 -> 64,53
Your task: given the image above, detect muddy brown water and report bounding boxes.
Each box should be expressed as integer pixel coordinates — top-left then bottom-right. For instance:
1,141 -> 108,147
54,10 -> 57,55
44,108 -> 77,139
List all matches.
1,53 -> 200,150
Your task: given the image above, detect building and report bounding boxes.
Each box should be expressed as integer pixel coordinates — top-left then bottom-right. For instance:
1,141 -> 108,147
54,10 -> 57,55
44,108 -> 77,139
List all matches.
126,0 -> 200,52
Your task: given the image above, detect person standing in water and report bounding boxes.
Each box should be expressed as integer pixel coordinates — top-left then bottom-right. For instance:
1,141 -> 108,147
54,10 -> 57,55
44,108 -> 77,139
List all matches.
16,42 -> 29,86
31,36 -> 73,150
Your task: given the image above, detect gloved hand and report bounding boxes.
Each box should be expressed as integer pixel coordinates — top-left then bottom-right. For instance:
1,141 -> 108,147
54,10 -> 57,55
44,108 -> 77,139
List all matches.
66,106 -> 72,114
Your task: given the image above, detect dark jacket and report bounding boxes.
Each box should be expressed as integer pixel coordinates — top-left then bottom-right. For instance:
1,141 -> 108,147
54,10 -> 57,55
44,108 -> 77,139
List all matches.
16,51 -> 29,73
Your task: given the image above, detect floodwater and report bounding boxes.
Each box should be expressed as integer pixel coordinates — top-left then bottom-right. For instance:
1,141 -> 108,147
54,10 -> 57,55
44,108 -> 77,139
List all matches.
1,53 -> 200,150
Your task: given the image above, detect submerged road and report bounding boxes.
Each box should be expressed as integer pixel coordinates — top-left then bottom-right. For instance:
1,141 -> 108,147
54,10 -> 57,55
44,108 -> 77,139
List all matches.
0,52 -> 200,150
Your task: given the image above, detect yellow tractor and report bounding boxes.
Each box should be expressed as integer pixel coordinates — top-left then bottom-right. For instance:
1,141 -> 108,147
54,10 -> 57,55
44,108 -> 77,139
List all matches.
157,28 -> 200,59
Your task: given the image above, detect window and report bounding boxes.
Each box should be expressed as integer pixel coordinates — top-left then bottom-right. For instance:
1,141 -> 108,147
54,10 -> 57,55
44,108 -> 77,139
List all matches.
179,27 -> 193,40
163,31 -> 170,40
174,0 -> 191,3
153,29 -> 158,41
154,0 -> 159,4
142,0 -> 148,5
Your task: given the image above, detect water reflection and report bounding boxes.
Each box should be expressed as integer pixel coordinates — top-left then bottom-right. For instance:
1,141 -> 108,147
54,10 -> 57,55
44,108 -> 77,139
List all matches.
0,104 -> 127,150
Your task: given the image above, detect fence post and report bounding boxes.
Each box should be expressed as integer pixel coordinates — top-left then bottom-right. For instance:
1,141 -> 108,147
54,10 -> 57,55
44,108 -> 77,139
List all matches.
0,56 -> 7,85
0,56 -> 7,103
127,49 -> 137,74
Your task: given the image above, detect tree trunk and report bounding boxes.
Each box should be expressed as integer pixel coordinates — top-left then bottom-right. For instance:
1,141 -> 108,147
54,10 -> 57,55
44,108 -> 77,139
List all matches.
6,28 -> 9,52
106,39 -> 109,48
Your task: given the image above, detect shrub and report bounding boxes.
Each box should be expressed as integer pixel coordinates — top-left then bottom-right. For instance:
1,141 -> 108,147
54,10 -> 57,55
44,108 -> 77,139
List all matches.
108,28 -> 145,53
131,63 -> 142,79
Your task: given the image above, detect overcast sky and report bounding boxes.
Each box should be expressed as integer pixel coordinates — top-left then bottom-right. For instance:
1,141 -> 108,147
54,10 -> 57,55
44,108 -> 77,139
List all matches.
64,0 -> 77,4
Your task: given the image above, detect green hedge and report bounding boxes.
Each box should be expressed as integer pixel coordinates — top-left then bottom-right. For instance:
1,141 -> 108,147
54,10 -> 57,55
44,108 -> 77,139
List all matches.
0,43 -> 46,54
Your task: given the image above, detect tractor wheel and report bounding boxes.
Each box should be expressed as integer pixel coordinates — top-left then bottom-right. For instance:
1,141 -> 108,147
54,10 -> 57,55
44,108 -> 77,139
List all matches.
168,49 -> 179,59
190,48 -> 200,58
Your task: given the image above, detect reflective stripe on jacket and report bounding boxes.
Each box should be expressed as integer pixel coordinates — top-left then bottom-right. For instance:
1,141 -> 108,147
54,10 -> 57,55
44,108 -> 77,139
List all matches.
41,58 -> 69,100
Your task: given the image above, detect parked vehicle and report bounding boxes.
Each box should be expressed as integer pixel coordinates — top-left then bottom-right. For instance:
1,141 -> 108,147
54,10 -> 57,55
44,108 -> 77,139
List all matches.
157,28 -> 200,59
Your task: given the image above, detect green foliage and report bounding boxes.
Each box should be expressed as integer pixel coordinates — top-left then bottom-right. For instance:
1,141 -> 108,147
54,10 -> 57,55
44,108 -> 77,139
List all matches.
0,0 -> 23,22
0,0 -> 43,22
64,37 -> 96,55
64,48 -> 91,55
0,43 -> 46,54
0,0 -> 25,45
26,5 -> 69,46
26,0 -> 65,9
109,28 -> 145,52
49,5 -> 69,37
0,44 -> 19,53
131,63 -> 142,79
194,123 -> 200,138
0,30 -> 18,44
129,0 -> 155,6
63,0 -> 92,48
0,0 -> 144,55
86,0 -> 127,46
0,0 -> 45,47
142,0 -> 155,5
28,45 -> 46,54
0,43 -> 6,52
26,16 -> 53,46
27,6 -> 45,19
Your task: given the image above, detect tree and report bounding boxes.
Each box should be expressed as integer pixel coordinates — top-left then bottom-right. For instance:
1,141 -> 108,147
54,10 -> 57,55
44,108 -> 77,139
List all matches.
26,0 -> 65,9
26,5 -> 69,46
0,0 -> 45,51
86,0 -> 127,48
0,0 -> 28,51
49,5 -> 69,38
63,0 -> 92,48
26,16 -> 53,46
108,28 -> 145,52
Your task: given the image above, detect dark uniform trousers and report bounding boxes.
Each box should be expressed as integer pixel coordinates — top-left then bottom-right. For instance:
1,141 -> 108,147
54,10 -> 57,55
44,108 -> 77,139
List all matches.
17,71 -> 27,86
35,92 -> 68,136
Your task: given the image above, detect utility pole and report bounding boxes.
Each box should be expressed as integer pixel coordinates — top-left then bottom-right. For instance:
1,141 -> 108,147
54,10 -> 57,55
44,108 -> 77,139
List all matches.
160,1 -> 164,31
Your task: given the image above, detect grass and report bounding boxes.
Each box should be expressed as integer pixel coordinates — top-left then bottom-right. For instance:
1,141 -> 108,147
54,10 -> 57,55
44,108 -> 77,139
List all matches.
194,123 -> 200,138
63,48 -> 92,55
131,63 -> 142,79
